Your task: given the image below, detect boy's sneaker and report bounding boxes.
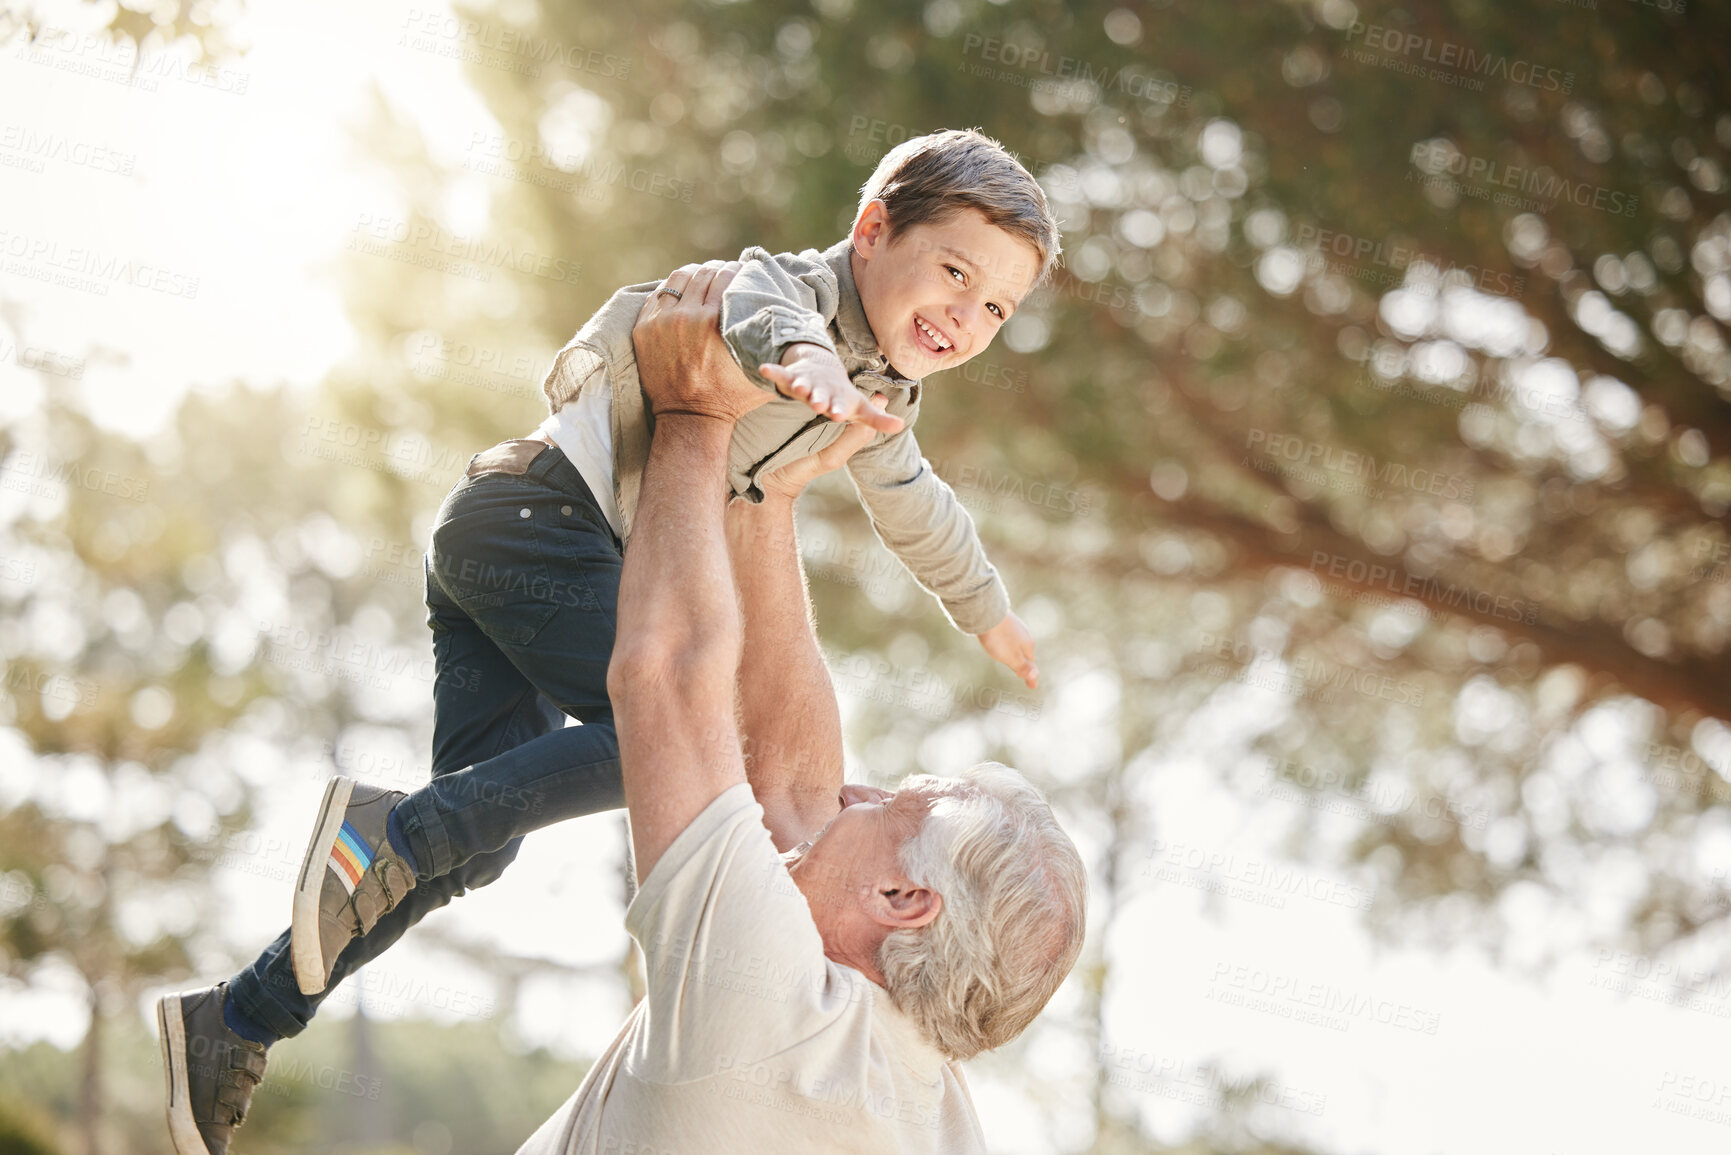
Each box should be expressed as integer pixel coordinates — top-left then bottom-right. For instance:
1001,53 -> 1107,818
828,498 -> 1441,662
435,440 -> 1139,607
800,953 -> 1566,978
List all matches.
157,983 -> 267,1155
290,776 -> 416,996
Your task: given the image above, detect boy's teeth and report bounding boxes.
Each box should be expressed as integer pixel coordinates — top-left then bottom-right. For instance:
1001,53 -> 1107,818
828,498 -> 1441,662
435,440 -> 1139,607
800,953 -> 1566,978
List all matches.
917,317 -> 950,349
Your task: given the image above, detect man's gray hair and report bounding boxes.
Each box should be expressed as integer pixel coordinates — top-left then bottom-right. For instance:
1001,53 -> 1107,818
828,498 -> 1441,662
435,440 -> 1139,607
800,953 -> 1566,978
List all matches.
878,762 -> 1086,1060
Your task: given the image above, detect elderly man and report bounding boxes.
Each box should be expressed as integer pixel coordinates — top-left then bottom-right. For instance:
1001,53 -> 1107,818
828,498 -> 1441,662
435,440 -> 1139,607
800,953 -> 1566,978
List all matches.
515,261 -> 1086,1154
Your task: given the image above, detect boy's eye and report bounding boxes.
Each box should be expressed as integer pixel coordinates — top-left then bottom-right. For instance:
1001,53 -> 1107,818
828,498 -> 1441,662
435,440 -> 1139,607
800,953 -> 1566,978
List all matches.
945,265 -> 965,285
987,303 -> 1005,319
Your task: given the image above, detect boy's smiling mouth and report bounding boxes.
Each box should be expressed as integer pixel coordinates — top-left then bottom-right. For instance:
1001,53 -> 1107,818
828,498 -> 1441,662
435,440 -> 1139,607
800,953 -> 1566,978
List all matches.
912,312 -> 955,355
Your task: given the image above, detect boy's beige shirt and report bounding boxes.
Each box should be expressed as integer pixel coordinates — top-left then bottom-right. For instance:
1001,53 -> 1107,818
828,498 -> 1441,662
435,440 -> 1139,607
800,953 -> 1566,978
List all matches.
541,239 -> 1010,635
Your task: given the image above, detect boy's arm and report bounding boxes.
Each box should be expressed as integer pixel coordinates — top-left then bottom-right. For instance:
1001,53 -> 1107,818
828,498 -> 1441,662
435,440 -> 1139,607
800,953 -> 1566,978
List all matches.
762,345 -> 902,432
717,247 -> 839,390
846,430 -> 1035,684
721,247 -> 900,432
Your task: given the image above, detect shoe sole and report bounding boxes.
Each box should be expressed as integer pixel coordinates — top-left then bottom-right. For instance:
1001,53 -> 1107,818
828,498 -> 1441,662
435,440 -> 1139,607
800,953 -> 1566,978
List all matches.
158,993 -> 209,1155
292,775 -> 354,996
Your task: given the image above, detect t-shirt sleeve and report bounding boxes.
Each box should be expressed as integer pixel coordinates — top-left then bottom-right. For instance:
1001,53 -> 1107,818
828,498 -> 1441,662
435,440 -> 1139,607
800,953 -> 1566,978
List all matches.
622,783 -> 865,1085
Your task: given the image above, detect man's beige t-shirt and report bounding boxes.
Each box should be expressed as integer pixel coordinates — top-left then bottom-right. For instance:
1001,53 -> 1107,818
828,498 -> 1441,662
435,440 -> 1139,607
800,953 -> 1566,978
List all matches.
515,783 -> 987,1155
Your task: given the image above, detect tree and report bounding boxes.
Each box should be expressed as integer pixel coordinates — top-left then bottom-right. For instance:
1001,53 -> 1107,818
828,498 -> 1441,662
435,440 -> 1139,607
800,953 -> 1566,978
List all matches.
5,0 -> 1728,1151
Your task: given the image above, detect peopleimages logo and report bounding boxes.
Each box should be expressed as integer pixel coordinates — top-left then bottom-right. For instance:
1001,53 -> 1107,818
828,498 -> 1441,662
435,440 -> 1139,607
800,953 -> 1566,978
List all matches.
1308,550 -> 1540,626
1290,222 -> 1526,299
1409,141 -> 1640,218
348,215 -> 583,286
1244,428 -> 1477,501
0,449 -> 151,503
0,230 -> 200,299
925,457 -> 1094,516
0,124 -> 136,175
13,25 -> 251,95
297,416 -> 472,486
959,33 -> 1193,107
1100,1044 -> 1329,1116
1207,961 -> 1443,1035
1143,837 -> 1377,911
465,132 -> 694,204
397,10 -> 631,80
1344,23 -> 1574,94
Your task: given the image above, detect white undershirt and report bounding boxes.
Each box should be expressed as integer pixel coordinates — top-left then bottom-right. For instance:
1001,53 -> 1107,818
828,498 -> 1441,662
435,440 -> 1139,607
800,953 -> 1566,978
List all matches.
535,386 -> 623,540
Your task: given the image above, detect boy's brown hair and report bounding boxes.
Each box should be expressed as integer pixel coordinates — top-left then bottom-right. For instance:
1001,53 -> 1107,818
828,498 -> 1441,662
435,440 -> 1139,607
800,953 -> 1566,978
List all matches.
858,128 -> 1062,287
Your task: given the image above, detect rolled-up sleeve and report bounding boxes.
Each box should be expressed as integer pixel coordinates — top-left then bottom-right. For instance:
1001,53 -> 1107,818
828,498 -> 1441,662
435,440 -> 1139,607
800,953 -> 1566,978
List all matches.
720,247 -> 841,390
846,430 -> 1011,635
541,339 -> 607,413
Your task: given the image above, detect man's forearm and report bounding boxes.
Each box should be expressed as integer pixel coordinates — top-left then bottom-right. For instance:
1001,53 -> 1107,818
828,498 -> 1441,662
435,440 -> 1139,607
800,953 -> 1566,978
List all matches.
618,416 -> 738,657
727,490 -> 844,848
609,414 -> 744,880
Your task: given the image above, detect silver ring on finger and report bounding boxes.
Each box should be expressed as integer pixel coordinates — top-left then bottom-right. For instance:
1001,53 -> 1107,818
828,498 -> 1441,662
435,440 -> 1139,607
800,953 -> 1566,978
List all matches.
656,287 -> 683,300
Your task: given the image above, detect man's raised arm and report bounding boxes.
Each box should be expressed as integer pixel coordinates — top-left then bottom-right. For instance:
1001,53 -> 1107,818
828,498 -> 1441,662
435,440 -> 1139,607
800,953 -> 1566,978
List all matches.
725,430 -> 872,851
607,262 -> 768,884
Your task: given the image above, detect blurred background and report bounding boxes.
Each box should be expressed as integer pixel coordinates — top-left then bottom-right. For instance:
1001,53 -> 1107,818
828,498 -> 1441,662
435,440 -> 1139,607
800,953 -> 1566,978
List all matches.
2,0 -> 1729,1151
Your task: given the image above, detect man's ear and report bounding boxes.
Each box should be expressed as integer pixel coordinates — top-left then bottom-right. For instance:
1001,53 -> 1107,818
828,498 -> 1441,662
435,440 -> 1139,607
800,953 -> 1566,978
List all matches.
867,878 -> 942,930
851,200 -> 892,261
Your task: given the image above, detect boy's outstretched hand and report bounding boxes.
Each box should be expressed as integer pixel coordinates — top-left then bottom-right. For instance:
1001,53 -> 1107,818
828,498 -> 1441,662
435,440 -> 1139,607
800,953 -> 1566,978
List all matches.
757,395 -> 889,501
761,343 -> 904,435
977,611 -> 1038,690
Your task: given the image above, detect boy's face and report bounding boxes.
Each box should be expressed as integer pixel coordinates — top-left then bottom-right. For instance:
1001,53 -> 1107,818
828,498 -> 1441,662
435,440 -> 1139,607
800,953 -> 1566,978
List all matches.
850,203 -> 1041,379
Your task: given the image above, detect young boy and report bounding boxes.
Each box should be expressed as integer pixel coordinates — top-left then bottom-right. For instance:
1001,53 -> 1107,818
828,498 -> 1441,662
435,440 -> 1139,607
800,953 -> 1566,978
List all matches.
156,128 -> 1059,1155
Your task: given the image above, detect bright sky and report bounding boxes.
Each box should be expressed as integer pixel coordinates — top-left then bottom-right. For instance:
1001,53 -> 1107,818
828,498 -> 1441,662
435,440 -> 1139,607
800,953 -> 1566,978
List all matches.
1,2 -> 1728,1153
0,0 -> 503,434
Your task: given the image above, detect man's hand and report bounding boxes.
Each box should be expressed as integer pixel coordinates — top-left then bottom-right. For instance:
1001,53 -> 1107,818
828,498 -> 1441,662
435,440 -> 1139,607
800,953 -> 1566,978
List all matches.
761,344 -> 904,435
633,261 -> 767,422
757,394 -> 889,501
977,611 -> 1039,690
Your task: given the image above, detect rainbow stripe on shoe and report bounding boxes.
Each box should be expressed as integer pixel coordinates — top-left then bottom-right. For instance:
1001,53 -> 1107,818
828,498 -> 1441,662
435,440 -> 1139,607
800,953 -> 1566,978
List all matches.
327,821 -> 374,895
294,777 -> 414,997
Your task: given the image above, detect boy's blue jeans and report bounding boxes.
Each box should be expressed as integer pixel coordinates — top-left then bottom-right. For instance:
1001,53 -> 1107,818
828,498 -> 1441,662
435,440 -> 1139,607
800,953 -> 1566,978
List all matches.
229,442 -> 626,1040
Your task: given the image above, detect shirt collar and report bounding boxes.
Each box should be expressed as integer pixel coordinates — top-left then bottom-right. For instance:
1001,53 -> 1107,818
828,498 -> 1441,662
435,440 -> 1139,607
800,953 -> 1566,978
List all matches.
822,239 -> 874,356
822,237 -> 912,382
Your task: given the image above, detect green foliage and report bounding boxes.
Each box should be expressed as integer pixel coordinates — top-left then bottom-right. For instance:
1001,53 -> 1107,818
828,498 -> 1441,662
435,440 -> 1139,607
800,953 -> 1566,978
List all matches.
0,1097 -> 61,1155
3,0 -> 1729,1152
0,1014 -> 586,1155
237,1017 -> 589,1155
407,0 -> 1731,951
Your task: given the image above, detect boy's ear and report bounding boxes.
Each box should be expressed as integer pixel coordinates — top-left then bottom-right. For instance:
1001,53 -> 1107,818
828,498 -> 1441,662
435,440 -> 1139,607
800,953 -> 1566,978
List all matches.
851,199 -> 892,260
